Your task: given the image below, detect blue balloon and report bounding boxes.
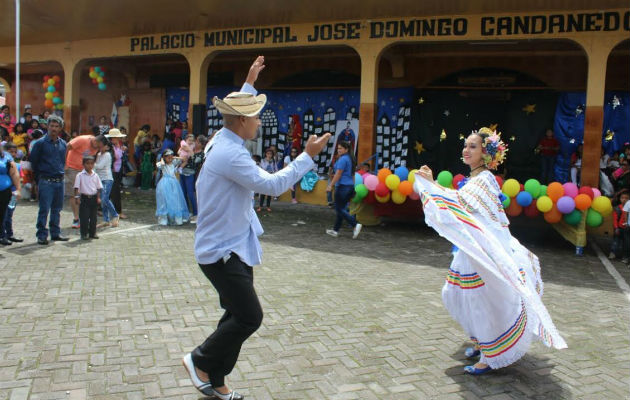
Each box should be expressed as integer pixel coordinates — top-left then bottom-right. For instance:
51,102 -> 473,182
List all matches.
354,172 -> 363,185
394,166 -> 409,181
516,191 -> 533,207
98,82 -> 106,91
94,66 -> 101,73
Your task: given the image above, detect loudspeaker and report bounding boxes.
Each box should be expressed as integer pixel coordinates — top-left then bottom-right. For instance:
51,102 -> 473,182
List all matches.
192,104 -> 207,136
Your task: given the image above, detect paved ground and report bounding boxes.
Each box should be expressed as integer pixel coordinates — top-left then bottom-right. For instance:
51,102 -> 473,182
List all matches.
0,189 -> 629,400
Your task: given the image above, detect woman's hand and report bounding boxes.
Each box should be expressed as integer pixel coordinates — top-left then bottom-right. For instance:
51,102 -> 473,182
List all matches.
417,165 -> 434,181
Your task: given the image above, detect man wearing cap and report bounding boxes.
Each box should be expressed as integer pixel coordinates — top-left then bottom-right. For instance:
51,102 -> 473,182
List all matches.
29,115 -> 69,245
182,56 -> 331,400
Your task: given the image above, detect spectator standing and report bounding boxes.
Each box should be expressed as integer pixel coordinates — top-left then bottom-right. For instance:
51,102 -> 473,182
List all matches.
536,128 -> 559,184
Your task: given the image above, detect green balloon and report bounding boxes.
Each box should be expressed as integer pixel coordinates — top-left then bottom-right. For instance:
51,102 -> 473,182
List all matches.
437,170 -> 453,187
524,179 -> 541,198
586,209 -> 603,227
502,195 -> 511,209
563,209 -> 582,226
539,185 -> 547,197
354,184 -> 368,199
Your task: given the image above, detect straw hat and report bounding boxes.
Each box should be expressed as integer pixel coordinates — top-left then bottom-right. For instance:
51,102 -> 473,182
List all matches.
105,128 -> 126,138
212,91 -> 266,117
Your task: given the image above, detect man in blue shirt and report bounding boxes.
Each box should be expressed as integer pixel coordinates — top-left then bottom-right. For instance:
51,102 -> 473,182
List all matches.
182,56 -> 331,400
29,115 -> 70,245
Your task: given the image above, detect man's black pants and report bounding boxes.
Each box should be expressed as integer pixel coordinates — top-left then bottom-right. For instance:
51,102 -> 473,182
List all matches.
192,254 -> 263,387
79,195 -> 97,237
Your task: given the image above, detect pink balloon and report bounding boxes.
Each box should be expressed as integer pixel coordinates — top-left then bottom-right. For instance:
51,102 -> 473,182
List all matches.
364,174 -> 379,191
562,182 -> 579,198
409,191 -> 420,200
592,188 -> 601,198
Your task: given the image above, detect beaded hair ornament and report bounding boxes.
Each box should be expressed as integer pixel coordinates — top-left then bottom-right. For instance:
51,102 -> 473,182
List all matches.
472,127 -> 508,170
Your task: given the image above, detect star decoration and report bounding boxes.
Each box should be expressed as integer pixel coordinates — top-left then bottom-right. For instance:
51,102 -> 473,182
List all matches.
575,104 -> 584,117
443,110 -> 450,117
569,138 -> 576,144
278,105 -> 284,110
339,96 -> 344,102
414,141 -> 425,154
605,130 -> 615,141
459,133 -> 465,140
399,98 -> 405,103
612,95 -> 621,110
440,129 -> 447,141
509,136 -> 516,142
418,97 -> 425,104
522,104 -> 536,115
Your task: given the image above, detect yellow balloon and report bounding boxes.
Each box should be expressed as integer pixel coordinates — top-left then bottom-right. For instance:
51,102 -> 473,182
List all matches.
536,195 -> 553,213
408,169 -> 418,184
391,190 -> 407,204
89,71 -> 97,79
591,196 -> 612,217
47,78 -> 55,86
385,174 -> 400,191
502,178 -> 520,198
45,92 -> 54,99
375,193 -> 390,203
97,76 -> 104,83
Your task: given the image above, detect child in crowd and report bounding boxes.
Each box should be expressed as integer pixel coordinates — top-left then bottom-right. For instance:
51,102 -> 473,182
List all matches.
257,148 -> 278,212
74,156 -> 102,240
611,190 -> 629,261
178,134 -> 199,220
0,143 -> 23,244
140,141 -> 154,190
284,147 -> 299,203
155,149 -> 189,226
358,162 -> 371,175
10,123 -> 27,155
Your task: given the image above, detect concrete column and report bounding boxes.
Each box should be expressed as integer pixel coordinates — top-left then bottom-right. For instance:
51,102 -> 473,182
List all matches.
61,59 -> 85,133
355,43 -> 384,167
186,52 -> 216,135
576,38 -> 616,187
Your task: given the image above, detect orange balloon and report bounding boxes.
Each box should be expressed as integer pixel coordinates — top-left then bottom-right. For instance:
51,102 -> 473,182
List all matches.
506,198 -> 523,217
53,75 -> 61,82
547,182 -> 564,202
574,194 -> 592,211
543,205 -> 562,224
377,168 -> 392,183
42,82 -> 48,89
398,181 -> 413,196
44,99 -> 53,108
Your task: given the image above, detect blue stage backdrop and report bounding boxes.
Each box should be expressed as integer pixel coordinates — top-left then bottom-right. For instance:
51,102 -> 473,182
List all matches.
167,87 -> 413,174
553,92 -> 630,182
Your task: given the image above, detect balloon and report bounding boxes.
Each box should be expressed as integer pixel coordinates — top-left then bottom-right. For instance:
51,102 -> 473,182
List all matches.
89,67 -> 95,72
354,173 -> 363,186
586,209 -> 603,227
536,196 -> 553,213
495,175 -> 504,188
94,66 -> 101,73
351,194 -> 363,203
398,181 -> 413,196
578,186 -> 594,199
394,166 -> 409,182
42,82 -> 48,89
506,200 -> 523,217
53,97 -> 62,104
97,76 -> 104,83
562,182 -> 579,198
524,179 -> 541,198
557,196 -> 576,214
92,79 -> 98,84
563,209 -> 582,226
539,185 -> 547,197
43,75 -> 50,81
44,99 -> 53,108
544,206 -> 562,224
53,91 -> 59,97
592,188 -> 601,198
546,182 -> 564,202
391,190 -> 407,204
524,201 -> 540,218
375,182 -> 389,197
98,83 -> 107,91
502,178 -> 520,198
452,174 -> 465,189
354,184 -> 368,199
408,169 -> 418,184
574,194 -> 592,211
408,191 -> 420,201
89,71 -> 98,79
364,174 -> 379,191
45,92 -> 54,100
53,75 -> 60,82
437,171 -> 453,188
385,174 -> 401,191
56,104 -> 64,110
591,196 -> 612,217
47,85 -> 55,92
377,168 -> 392,183
375,193 -> 390,203
520,183 -> 524,192
47,78 -> 55,86
516,191 -> 533,207
502,195 -> 511,209
99,71 -> 105,77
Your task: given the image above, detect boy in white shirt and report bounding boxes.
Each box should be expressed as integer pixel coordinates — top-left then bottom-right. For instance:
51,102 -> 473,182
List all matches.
74,156 -> 102,240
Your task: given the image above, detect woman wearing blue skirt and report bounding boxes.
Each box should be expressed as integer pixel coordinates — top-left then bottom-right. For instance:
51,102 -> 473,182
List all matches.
155,149 -> 189,225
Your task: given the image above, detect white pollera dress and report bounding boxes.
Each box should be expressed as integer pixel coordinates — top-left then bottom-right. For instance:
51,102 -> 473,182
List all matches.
414,171 -> 566,369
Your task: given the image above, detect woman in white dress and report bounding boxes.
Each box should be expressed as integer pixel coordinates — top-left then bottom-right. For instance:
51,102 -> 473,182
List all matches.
414,127 -> 567,375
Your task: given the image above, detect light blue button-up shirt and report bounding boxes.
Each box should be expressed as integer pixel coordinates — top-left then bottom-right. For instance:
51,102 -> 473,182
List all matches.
194,84 -> 316,266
